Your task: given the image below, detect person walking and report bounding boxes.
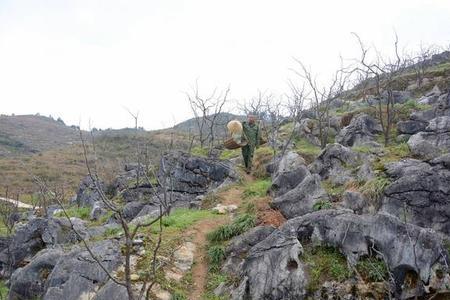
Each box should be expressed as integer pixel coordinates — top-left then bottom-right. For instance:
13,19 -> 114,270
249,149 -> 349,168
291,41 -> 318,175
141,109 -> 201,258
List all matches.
241,115 -> 261,174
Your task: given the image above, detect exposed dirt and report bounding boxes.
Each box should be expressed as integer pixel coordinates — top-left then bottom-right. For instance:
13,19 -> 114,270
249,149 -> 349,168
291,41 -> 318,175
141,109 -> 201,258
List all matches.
188,216 -> 228,300
255,196 -> 286,227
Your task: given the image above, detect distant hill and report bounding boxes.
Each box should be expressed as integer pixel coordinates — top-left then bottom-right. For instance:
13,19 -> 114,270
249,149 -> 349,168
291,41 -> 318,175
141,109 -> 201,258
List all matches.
0,114 -> 80,157
173,112 -> 245,138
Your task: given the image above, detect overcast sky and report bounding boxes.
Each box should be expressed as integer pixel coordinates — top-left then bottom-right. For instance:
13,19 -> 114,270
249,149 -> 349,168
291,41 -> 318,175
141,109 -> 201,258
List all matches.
1,0 -> 449,130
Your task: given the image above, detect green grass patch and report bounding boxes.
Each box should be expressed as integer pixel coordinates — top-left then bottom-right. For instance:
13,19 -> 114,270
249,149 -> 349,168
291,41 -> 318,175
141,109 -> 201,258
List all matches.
207,245 -> 226,271
220,149 -> 240,160
242,179 -> 271,199
0,280 -> 8,299
55,206 -> 91,220
321,180 -> 345,201
160,208 -> 215,231
303,245 -> 352,292
356,257 -> 389,282
208,214 -> 256,242
313,200 -> 333,211
191,146 -> 209,157
294,138 -> 321,163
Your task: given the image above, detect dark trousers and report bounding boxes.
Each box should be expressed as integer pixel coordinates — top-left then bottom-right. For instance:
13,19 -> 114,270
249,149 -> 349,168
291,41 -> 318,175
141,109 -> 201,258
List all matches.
242,144 -> 255,170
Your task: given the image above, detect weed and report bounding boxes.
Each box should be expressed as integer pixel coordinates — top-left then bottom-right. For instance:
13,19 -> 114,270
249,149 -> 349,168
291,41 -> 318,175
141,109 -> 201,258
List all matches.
356,256 -> 389,282
360,176 -> 391,208
313,200 -> 333,211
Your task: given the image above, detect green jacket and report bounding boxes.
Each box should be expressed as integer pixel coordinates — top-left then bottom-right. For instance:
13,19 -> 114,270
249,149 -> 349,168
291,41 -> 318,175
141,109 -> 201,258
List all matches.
242,121 -> 260,148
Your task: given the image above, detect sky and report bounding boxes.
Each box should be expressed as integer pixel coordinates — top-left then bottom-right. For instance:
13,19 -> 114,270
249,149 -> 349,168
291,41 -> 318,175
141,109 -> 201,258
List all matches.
1,0 -> 449,130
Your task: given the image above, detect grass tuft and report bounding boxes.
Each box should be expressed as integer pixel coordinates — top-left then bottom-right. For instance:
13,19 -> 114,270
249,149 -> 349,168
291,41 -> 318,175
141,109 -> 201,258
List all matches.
207,214 -> 256,242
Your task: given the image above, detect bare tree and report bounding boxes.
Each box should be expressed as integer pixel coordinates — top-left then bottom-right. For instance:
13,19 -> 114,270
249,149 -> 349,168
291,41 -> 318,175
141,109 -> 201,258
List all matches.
186,81 -> 230,151
407,43 -> 439,88
239,90 -> 268,119
262,95 -> 285,155
353,32 -> 408,146
291,58 -> 350,148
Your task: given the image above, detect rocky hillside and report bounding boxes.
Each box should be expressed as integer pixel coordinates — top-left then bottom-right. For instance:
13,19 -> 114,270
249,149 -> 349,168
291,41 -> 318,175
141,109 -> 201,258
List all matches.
0,56 -> 449,300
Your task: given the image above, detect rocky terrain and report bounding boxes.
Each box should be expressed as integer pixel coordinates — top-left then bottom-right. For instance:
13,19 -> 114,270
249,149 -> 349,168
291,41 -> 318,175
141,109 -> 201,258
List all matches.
0,54 -> 449,300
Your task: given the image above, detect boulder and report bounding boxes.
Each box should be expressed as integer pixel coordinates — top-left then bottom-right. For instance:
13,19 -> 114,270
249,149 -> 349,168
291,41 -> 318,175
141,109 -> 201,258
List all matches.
43,240 -> 122,300
270,165 -> 310,198
271,174 -> 328,219
92,281 -> 128,300
335,114 -> 382,147
74,176 -> 106,207
230,230 -> 307,300
408,116 -> 450,159
90,201 -> 106,221
9,248 -> 64,300
341,191 -> 370,214
122,201 -> 147,221
0,217 -> 88,272
381,156 -> 450,235
309,143 -> 360,184
282,210 -> 449,297
158,151 -> 236,194
397,120 -> 428,135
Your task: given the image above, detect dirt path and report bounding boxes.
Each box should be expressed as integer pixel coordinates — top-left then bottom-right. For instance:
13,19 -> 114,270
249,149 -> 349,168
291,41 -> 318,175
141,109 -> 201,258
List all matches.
0,197 -> 34,209
188,216 -> 228,300
189,174 -> 253,299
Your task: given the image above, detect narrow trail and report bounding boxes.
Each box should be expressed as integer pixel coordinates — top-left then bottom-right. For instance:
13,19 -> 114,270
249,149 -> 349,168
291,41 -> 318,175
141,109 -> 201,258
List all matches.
189,172 -> 255,300
0,197 -> 34,209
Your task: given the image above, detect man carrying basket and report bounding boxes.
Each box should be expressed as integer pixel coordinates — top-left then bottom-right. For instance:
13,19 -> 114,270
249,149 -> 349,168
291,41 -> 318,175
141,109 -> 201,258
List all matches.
241,115 -> 261,174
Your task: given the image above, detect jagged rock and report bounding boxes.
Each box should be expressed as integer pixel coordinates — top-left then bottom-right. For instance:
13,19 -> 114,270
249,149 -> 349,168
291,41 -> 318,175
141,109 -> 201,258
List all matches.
282,209 -> 449,297
112,164 -> 148,192
309,143 -> 360,185
408,116 -> 450,159
274,151 -> 306,174
223,226 -> 276,276
9,248 -> 64,300
231,230 -> 306,300
92,281 -> 128,300
396,134 -> 411,143
336,114 -> 382,147
122,201 -> 147,221
341,191 -> 370,214
158,151 -> 236,194
74,176 -> 106,207
397,120 -> 428,135
356,161 -> 375,182
271,174 -> 328,219
270,165 -> 310,198
0,217 -> 88,272
381,156 -> 450,235
122,187 -> 154,203
43,240 -> 122,300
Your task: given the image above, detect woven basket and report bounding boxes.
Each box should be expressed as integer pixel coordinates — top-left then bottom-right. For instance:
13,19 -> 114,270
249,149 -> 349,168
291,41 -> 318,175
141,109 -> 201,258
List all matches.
224,138 -> 247,150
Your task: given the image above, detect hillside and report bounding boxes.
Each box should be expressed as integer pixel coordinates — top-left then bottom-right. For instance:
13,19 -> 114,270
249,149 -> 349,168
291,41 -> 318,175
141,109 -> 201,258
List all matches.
0,114 -> 80,157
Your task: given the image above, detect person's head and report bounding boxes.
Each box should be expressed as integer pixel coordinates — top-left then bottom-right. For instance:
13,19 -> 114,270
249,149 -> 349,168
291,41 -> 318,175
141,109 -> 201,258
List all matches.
248,115 -> 257,125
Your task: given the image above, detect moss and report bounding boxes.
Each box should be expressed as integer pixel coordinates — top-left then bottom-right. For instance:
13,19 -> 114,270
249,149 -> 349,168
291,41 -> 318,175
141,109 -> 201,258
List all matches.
303,245 -> 352,292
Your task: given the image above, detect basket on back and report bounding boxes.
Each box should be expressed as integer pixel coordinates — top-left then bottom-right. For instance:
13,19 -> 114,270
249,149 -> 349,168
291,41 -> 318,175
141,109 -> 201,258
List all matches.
224,120 -> 247,149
